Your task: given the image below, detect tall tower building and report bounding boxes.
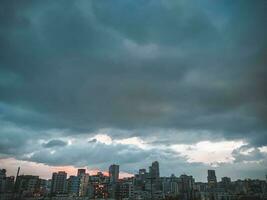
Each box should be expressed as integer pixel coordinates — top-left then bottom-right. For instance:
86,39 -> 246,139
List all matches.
149,161 -> 160,179
0,169 -> 7,193
109,164 -> 119,183
51,171 -> 67,195
79,173 -> 90,197
207,170 -> 217,188
77,169 -> 86,177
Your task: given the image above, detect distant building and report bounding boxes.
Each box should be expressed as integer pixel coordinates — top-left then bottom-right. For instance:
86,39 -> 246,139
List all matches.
179,174 -> 195,200
1,163 -> 267,200
207,170 -> 217,200
0,169 -> 6,178
149,161 -> 160,179
38,178 -> 50,196
221,176 -> 231,190
0,169 -> 14,194
108,164 -> 120,199
79,173 -> 90,197
51,171 -> 67,195
2,176 -> 14,193
208,169 -> 217,188
0,169 -> 7,193
109,164 -> 119,183
133,168 -> 148,192
77,169 -> 86,177
148,161 -> 161,191
14,175 -> 40,197
162,176 -> 179,198
119,179 -> 134,199
139,169 -> 147,180
221,177 -> 231,184
67,175 -> 79,196
93,183 -> 109,199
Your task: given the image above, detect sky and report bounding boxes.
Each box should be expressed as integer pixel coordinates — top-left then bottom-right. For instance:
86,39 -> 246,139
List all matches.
0,0 -> 267,182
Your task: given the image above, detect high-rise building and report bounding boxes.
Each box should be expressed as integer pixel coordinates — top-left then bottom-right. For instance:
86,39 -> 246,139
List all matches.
77,169 -> 86,177
67,176 -> 80,196
0,169 -> 7,193
207,170 -> 217,200
207,170 -> 217,188
149,161 -> 160,179
109,164 -> 119,183
51,171 -> 67,195
147,161 -> 161,194
79,173 -> 90,196
0,169 -> 14,193
179,174 -> 195,200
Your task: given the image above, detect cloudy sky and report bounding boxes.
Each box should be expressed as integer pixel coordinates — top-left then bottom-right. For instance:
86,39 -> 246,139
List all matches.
0,0 -> 267,182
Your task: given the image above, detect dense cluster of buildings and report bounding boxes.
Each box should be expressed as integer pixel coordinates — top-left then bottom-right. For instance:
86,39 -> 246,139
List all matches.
0,162 -> 267,200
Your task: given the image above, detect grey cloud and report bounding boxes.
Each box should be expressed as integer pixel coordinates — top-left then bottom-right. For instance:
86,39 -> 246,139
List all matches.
0,0 -> 265,145
232,145 -> 266,163
92,0 -> 219,46
88,139 -> 97,143
0,119 -> 40,156
19,139 -> 267,181
20,139 -> 210,180
0,0 -> 267,179
42,139 -> 67,148
25,141 -> 152,169
0,1 -> 265,129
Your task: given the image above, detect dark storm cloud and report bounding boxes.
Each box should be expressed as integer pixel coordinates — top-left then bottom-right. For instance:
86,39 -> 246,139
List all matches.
0,0 -> 267,165
91,0 -> 220,46
21,139 -> 208,178
24,141 -> 153,169
42,139 -> 67,148
232,145 -> 266,163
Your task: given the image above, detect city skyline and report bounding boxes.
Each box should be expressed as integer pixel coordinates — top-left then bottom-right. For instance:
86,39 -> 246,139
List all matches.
1,0 -> 267,184
1,161 -> 267,200
1,161 -> 267,183
1,162 -> 266,183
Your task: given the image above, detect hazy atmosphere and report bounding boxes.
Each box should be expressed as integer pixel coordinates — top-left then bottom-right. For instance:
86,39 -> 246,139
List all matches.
0,0 -> 267,182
